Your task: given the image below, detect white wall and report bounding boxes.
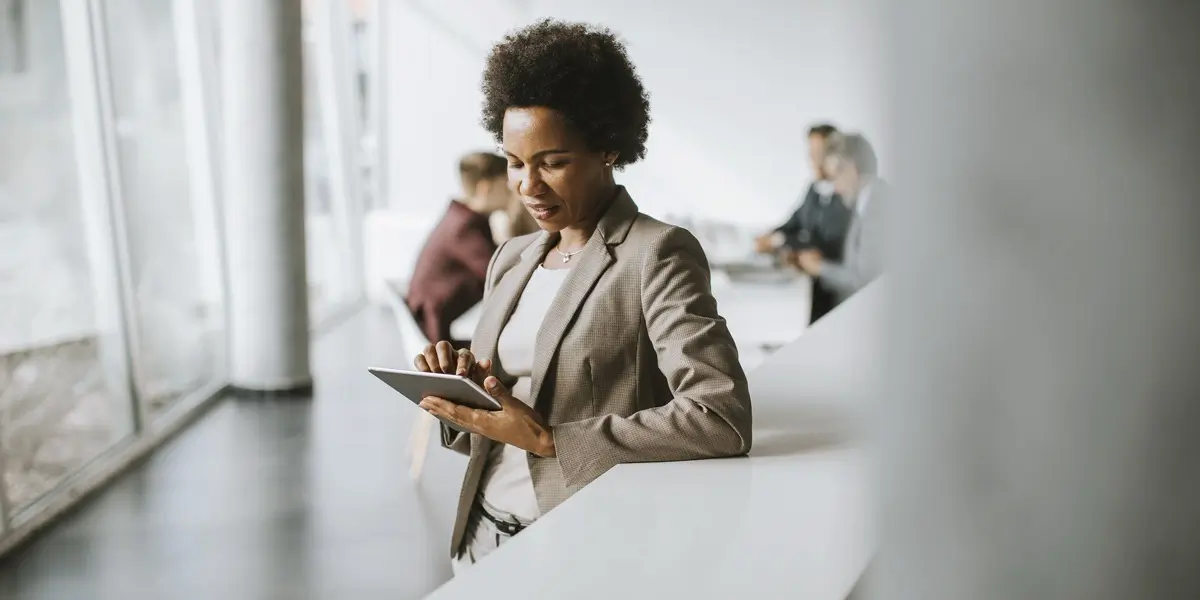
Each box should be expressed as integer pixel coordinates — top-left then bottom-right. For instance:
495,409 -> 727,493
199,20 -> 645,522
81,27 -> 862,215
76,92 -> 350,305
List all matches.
386,0 -> 885,228
880,1 -> 1200,598
384,0 -> 521,219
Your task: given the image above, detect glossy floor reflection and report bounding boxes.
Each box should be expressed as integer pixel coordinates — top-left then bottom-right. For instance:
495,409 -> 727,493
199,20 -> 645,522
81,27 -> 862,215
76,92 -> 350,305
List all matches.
0,308 -> 468,600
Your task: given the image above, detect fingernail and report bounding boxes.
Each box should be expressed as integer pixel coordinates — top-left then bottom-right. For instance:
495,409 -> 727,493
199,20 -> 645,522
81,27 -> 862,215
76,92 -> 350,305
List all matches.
486,377 -> 498,389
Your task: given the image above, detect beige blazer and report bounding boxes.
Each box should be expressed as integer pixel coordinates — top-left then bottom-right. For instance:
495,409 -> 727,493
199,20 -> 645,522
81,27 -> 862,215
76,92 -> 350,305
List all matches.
440,188 -> 753,554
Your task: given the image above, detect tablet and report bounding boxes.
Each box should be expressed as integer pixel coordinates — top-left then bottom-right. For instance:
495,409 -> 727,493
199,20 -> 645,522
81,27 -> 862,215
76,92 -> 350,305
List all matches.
368,367 -> 502,412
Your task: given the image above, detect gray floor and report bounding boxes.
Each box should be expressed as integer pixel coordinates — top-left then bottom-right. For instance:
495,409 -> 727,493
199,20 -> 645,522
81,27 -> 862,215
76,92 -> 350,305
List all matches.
0,307 -> 469,600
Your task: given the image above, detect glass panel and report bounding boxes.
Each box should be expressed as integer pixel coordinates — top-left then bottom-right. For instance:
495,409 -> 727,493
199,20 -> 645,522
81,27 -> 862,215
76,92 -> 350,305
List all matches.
101,0 -> 224,421
302,5 -> 361,324
0,0 -> 133,511
348,0 -> 371,139
303,15 -> 336,323
349,0 -> 382,211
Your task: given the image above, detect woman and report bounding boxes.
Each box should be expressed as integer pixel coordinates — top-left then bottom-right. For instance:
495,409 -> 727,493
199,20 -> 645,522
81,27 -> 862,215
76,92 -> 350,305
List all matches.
415,19 -> 753,571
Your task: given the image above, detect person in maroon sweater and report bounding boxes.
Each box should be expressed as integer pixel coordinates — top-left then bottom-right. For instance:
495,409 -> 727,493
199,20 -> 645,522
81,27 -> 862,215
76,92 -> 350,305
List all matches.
407,152 -> 514,347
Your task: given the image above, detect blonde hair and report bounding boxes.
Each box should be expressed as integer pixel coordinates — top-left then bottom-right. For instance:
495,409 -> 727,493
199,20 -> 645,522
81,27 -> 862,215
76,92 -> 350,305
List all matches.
825,133 -> 878,177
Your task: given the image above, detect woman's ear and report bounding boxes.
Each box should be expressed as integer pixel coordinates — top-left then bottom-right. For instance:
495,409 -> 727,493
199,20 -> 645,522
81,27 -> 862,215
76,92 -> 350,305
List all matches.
602,151 -> 619,167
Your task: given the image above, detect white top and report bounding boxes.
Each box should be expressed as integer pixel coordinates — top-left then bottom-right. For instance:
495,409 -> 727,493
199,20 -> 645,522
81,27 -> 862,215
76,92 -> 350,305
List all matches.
813,179 -> 836,199
428,281 -> 884,599
480,265 -> 571,522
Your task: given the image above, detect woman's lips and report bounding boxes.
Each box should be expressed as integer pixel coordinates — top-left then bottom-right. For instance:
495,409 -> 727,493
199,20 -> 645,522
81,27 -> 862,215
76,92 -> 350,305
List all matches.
525,203 -> 559,220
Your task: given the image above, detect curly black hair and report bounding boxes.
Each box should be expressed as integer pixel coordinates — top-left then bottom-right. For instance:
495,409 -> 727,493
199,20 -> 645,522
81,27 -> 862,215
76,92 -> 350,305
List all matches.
481,19 -> 651,169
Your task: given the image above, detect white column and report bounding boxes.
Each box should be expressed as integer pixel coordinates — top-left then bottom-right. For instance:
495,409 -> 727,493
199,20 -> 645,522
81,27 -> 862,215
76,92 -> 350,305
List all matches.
219,0 -> 311,391
879,1 -> 1200,599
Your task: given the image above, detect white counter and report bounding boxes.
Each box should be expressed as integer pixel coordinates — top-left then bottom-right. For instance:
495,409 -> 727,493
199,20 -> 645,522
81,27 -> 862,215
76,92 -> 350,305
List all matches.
428,282 -> 883,599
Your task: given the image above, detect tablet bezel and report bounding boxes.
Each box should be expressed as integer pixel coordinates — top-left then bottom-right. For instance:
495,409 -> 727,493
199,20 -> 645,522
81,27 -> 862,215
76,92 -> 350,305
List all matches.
368,367 -> 503,412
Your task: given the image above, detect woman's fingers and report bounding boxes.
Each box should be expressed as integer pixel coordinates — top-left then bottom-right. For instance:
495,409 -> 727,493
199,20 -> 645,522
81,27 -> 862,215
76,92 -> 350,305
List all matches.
421,396 -> 480,432
414,353 -> 431,372
484,376 -> 517,409
422,344 -> 439,374
435,341 -> 456,373
455,348 -> 473,377
420,396 -> 459,426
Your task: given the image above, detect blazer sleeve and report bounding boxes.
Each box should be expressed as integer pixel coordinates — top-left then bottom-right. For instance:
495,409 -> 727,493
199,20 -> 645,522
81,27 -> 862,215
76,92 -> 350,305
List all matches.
774,205 -> 804,239
774,185 -> 816,240
820,202 -> 885,296
552,227 -> 754,487
439,240 -> 509,456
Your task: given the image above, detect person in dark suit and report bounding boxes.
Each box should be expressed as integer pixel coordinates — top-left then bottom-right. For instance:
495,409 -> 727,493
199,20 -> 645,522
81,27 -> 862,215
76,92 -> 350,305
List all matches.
755,123 -> 853,323
406,152 -> 514,347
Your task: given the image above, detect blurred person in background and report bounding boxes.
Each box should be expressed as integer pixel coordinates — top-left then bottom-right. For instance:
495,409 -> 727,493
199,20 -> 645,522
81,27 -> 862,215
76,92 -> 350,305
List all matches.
489,189 -> 542,244
414,19 -> 752,573
755,123 -> 852,323
406,152 -> 514,348
794,132 -> 886,301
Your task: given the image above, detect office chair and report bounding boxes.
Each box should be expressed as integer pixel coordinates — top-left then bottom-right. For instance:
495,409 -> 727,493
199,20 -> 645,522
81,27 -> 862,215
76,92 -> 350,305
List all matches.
383,280 -> 438,480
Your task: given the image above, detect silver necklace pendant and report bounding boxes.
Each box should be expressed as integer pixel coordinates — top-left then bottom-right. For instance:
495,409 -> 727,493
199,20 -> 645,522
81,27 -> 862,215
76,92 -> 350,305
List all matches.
556,246 -> 584,263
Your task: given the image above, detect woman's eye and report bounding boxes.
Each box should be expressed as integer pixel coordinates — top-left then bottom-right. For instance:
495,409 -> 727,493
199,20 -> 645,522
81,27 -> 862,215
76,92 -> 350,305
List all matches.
507,163 -> 523,169
543,162 -> 567,169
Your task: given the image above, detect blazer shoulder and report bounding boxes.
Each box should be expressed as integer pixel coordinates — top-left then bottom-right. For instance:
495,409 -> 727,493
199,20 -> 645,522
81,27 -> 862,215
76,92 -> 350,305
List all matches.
496,231 -> 541,262
624,212 -> 680,245
618,215 -> 709,275
627,214 -> 704,248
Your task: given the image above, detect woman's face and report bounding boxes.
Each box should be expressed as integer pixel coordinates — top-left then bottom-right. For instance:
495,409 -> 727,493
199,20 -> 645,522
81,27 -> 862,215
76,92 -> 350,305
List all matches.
501,107 -> 615,233
826,155 -> 861,201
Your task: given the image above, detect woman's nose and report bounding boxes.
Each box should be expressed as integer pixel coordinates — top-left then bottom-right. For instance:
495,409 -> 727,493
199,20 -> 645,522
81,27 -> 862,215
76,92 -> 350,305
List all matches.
515,167 -> 545,197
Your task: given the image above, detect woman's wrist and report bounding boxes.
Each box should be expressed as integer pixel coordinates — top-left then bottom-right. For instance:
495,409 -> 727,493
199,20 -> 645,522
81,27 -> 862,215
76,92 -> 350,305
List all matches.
534,426 -> 556,458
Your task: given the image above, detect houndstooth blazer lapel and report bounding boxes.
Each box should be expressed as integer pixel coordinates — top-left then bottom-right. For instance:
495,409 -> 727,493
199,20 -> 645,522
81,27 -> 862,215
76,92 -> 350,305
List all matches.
526,189 -> 638,413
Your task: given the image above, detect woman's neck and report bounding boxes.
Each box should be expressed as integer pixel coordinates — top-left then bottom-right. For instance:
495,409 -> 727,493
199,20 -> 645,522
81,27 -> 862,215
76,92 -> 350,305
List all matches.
558,184 -> 618,251
557,225 -> 594,252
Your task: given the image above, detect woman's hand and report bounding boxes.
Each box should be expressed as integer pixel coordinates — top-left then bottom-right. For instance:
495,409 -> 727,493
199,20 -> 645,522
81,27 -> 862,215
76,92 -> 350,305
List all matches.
419,376 -> 556,458
414,341 -> 491,388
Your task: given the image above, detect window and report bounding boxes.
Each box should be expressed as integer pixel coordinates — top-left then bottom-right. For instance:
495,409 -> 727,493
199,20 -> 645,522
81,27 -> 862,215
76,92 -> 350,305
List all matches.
101,0 -> 225,421
0,0 -> 135,513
